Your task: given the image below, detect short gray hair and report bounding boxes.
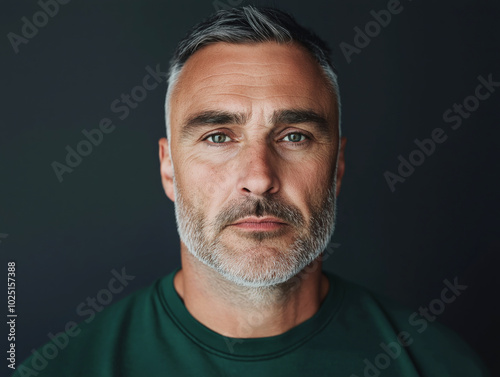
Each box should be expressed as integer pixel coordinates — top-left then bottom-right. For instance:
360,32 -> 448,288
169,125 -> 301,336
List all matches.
164,5 -> 341,140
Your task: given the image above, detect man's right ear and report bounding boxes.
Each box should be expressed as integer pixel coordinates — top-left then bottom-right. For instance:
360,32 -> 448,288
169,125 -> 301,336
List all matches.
158,137 -> 175,202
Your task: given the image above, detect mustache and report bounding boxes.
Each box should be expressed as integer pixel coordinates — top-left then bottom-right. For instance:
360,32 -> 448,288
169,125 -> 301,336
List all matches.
212,196 -> 305,233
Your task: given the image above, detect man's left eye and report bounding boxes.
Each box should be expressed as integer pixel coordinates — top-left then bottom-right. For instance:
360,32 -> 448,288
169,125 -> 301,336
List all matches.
282,133 -> 307,142
206,133 -> 231,143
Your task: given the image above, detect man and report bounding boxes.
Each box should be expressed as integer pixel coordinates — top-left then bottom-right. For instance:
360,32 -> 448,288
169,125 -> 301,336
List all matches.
15,6 -> 489,377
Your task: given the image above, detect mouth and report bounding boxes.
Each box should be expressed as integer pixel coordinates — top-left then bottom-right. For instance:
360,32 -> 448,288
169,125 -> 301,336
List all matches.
229,216 -> 288,231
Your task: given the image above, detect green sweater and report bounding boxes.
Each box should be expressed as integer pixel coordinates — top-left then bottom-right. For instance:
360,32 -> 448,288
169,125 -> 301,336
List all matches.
14,269 -> 489,376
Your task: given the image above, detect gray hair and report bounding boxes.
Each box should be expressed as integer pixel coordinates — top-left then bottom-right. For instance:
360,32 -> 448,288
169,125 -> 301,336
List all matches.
164,5 -> 341,141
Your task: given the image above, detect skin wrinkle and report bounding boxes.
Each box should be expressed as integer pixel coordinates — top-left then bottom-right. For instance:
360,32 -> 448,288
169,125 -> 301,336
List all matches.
197,60 -> 294,68
197,72 -> 292,79
183,94 -> 331,108
159,41 -> 346,337
199,84 -> 307,90
191,85 -> 317,97
197,69 -> 309,77
194,77 -> 322,87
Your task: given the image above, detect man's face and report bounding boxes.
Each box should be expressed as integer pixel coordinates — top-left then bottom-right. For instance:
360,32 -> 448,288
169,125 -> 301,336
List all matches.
160,41 -> 346,287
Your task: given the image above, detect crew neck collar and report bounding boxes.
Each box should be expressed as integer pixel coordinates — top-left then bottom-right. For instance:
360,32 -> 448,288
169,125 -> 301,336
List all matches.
158,267 -> 344,360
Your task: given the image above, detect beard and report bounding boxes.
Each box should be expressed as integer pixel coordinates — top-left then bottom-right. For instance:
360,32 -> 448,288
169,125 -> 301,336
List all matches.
173,177 -> 338,288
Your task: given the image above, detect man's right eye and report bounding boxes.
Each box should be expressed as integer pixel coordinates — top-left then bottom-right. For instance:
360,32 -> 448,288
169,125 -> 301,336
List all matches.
205,133 -> 231,144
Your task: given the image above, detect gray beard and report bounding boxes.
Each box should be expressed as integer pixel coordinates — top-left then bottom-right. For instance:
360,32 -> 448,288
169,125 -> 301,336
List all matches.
172,175 -> 338,296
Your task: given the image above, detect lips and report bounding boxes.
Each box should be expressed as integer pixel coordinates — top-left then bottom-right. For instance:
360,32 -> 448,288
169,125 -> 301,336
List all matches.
232,216 -> 287,225
230,217 -> 288,231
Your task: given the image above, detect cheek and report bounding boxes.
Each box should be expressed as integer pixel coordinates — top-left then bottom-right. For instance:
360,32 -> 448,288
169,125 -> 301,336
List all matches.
282,155 -> 335,208
177,156 -> 231,210
310,149 -> 337,187
206,164 -> 230,195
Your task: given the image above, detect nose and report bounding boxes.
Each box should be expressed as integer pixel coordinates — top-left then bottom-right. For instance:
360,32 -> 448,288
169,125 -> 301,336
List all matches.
236,141 -> 280,197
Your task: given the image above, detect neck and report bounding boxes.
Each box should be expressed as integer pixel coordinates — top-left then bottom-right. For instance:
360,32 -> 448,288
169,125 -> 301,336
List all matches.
174,243 -> 330,338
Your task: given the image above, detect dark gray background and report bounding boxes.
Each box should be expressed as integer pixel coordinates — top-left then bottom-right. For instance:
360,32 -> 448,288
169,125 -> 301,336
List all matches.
1,0 -> 499,375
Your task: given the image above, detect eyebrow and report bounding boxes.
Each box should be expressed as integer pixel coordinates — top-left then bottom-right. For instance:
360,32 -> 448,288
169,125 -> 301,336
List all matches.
180,108 -> 331,139
181,110 -> 247,140
270,109 -> 329,129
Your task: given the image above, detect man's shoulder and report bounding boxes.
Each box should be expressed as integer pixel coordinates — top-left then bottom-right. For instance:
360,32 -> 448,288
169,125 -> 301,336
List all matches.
325,271 -> 490,376
74,268 -> 172,332
12,269 -> 176,377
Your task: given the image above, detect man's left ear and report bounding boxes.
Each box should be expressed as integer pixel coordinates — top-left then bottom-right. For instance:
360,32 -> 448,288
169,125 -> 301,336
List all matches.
158,137 -> 175,202
335,137 -> 347,197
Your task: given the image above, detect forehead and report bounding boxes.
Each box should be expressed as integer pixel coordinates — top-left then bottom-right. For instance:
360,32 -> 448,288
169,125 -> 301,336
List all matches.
170,41 -> 335,130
